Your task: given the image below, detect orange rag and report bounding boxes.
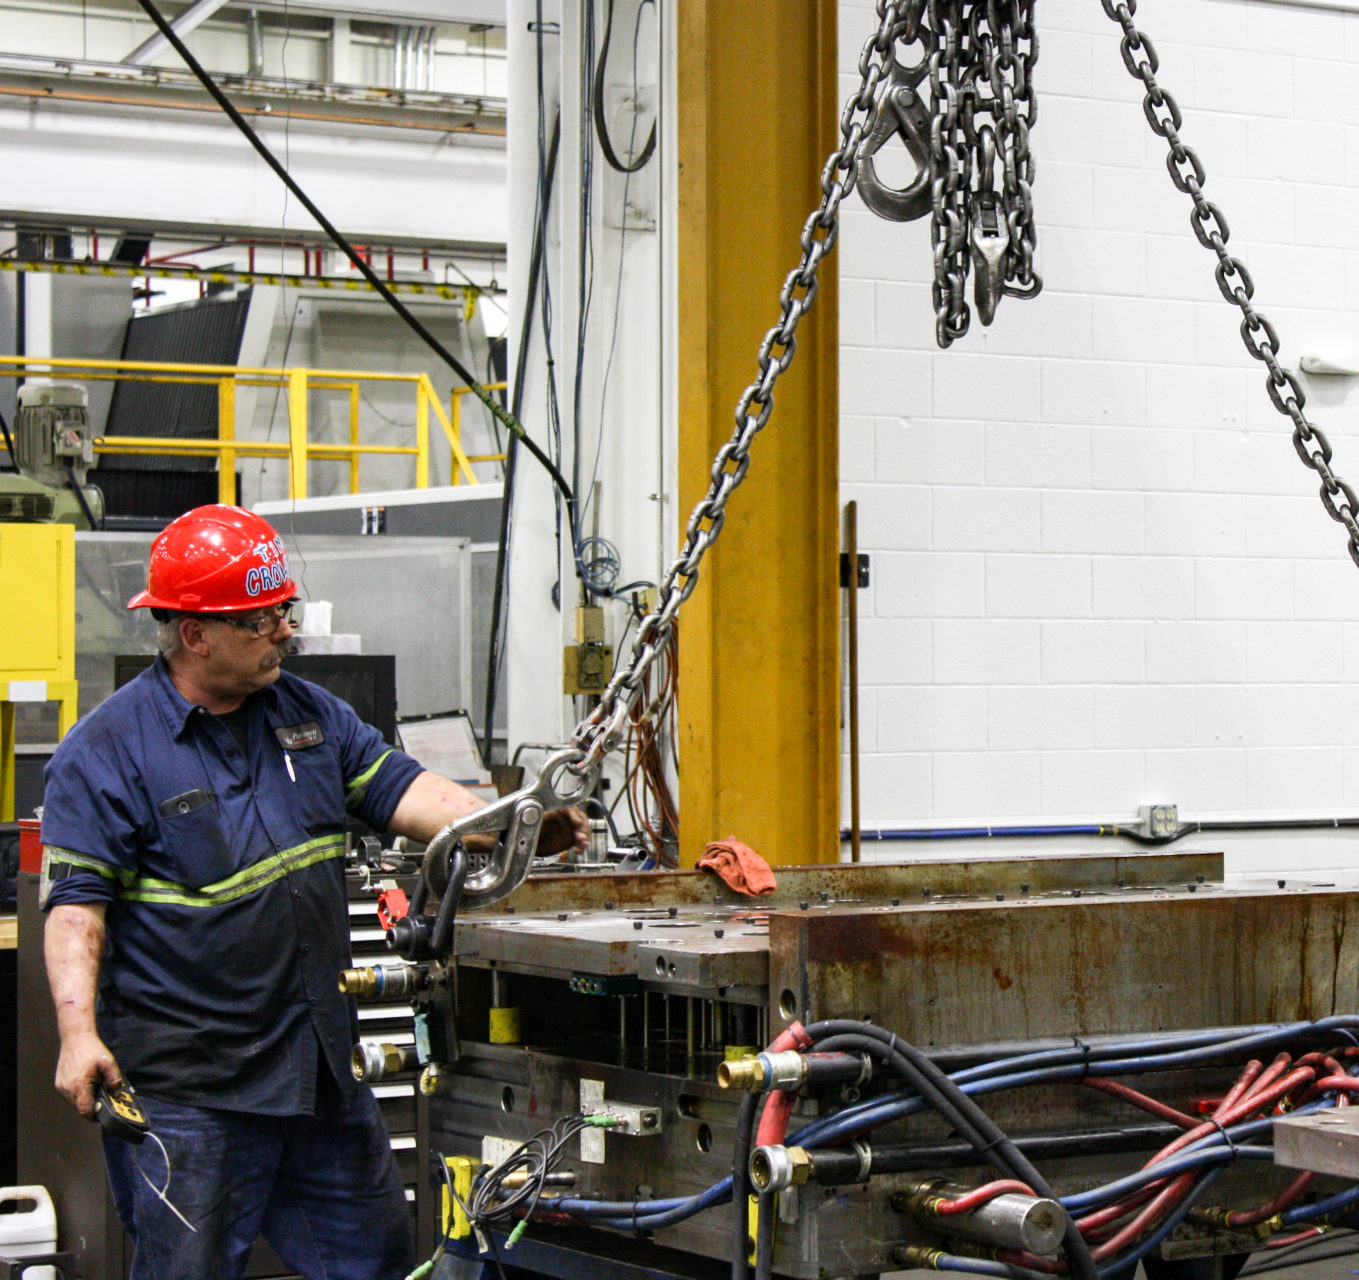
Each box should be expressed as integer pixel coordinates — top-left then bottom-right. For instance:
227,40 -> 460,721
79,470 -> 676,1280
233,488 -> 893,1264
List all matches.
697,837 -> 777,897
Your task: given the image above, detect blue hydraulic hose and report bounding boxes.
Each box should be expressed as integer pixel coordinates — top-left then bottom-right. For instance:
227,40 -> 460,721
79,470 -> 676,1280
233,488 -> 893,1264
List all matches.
1059,1146 -> 1272,1213
931,1255 -> 1018,1276
541,1179 -> 731,1229
1283,1182 -> 1359,1226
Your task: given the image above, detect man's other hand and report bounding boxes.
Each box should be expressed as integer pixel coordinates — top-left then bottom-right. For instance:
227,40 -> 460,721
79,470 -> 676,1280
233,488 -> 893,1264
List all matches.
539,806 -> 590,857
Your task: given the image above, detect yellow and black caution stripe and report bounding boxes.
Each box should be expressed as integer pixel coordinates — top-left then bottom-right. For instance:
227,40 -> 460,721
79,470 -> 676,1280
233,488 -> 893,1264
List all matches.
0,256 -> 481,303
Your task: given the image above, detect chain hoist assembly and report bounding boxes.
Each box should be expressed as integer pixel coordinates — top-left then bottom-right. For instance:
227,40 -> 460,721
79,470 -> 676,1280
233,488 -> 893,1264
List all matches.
857,0 -> 1042,345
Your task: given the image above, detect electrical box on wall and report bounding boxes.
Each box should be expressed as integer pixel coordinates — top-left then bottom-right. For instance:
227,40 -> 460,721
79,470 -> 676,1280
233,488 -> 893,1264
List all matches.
564,606 -> 613,695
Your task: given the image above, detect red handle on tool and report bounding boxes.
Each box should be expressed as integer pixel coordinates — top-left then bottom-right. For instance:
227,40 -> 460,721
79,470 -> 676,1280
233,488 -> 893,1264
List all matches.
377,887 -> 410,932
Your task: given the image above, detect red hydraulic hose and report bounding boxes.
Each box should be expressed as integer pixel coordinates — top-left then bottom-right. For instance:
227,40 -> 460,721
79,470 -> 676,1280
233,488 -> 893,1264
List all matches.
933,1180 -> 1036,1215
1214,1058 -> 1264,1115
1078,1078 -> 1200,1129
755,1022 -> 813,1147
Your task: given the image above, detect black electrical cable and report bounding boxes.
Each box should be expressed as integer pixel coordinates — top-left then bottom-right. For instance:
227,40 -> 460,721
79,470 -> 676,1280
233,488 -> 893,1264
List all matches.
572,0 -> 596,546
731,1092 -> 759,1280
806,1021 -> 1100,1280
593,0 -> 657,173
481,105 -> 563,761
66,463 -> 101,531
131,0 -> 574,513
0,407 -> 18,473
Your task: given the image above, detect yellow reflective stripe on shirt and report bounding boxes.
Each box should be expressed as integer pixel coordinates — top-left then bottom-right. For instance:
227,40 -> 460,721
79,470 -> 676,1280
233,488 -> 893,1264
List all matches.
43,845 -> 136,887
119,833 -> 346,907
344,749 -> 392,812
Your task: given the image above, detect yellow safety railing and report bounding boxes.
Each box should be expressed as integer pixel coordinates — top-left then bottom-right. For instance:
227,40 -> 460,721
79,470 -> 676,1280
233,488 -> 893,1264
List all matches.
0,355 -> 485,504
450,381 -> 508,484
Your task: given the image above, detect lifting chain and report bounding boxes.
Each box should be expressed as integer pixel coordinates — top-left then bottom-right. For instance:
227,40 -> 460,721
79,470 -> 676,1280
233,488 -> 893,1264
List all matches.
568,2 -> 914,776
857,1 -> 1042,345
1103,0 -> 1359,570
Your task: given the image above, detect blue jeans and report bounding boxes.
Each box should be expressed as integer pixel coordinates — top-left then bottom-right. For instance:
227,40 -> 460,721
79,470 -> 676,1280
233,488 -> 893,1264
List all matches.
103,1082 -> 415,1280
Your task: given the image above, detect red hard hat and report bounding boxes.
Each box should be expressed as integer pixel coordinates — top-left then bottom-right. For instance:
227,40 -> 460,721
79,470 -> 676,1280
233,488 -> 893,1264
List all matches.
127,505 -> 298,613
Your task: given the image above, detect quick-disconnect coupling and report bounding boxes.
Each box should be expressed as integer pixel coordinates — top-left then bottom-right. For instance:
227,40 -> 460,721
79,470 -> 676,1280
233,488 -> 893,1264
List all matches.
749,1145 -> 813,1193
351,1042 -> 418,1082
337,963 -> 425,999
717,1050 -> 807,1092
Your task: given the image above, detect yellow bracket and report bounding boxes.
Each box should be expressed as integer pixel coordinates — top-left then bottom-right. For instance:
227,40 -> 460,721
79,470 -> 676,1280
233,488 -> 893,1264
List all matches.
746,1193 -> 779,1266
441,1155 -> 476,1240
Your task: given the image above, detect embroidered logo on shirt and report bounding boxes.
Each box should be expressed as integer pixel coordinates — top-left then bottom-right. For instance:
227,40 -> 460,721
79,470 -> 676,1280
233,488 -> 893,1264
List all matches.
275,722 -> 325,750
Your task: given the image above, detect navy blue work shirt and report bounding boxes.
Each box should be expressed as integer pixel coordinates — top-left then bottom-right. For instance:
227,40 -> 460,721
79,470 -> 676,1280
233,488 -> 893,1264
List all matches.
40,656 -> 423,1115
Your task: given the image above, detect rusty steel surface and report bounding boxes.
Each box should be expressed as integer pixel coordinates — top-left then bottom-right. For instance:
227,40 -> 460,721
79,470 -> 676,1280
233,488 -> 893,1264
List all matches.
470,850 -> 1224,915
768,885 -> 1359,1042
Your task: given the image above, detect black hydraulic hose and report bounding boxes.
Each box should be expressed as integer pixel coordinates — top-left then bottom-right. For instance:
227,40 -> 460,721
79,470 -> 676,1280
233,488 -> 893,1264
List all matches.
731,1092 -> 758,1280
807,1021 -> 1100,1280
801,1122 -> 1182,1183
753,1191 -> 775,1280
483,110 -> 563,760
0,407 -> 17,473
132,0 -> 575,514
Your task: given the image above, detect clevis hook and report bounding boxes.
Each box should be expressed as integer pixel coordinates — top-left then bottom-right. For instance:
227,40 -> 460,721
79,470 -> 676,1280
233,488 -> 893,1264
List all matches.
856,52 -> 933,223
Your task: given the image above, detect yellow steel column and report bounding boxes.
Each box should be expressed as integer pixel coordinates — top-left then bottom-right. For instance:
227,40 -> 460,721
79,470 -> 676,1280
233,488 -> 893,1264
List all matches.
677,3 -> 840,866
287,368 -> 309,499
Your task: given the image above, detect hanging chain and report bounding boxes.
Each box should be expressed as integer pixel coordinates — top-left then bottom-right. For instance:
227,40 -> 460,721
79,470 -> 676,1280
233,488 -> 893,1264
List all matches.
925,0 -> 1041,345
1103,0 -> 1359,569
568,3 -> 912,774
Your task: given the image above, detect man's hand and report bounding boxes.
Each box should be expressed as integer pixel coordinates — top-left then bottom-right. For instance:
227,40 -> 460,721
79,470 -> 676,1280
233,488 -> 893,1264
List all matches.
55,1030 -> 122,1121
45,901 -> 117,1120
539,806 -> 590,858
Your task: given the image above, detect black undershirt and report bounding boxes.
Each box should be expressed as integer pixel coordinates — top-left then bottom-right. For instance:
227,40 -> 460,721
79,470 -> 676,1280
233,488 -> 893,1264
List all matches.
214,704 -> 250,754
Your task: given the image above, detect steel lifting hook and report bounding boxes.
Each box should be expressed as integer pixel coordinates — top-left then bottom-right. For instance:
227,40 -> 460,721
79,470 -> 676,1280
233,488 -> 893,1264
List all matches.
969,128 -> 1009,326
856,53 -> 933,223
423,747 -> 598,917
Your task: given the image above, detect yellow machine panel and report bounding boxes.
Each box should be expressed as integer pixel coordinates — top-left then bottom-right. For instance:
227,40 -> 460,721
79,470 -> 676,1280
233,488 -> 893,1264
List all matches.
0,523 -> 74,677
0,522 -> 77,819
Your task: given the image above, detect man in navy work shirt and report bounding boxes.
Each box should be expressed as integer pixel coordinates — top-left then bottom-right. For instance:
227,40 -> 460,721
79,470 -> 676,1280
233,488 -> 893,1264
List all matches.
40,504 -> 588,1280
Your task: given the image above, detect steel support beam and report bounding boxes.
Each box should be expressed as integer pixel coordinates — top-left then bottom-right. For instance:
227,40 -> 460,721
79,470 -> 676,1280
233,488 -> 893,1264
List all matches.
676,3 -> 840,867
124,0 -> 234,66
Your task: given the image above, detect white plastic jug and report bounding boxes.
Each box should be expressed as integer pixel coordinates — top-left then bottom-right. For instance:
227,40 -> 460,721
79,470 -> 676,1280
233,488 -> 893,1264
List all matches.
0,1185 -> 57,1280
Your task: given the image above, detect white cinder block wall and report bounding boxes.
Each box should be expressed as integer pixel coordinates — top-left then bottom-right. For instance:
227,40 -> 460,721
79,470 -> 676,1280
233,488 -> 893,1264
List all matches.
837,0 -> 1359,879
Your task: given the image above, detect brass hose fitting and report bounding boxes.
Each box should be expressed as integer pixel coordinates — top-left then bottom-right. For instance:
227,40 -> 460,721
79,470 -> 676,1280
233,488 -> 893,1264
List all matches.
717,1056 -> 764,1091
890,1245 -> 946,1270
338,963 -> 424,999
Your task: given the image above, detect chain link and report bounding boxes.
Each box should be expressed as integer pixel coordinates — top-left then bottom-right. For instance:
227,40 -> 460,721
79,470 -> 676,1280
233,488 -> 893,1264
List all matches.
925,0 -> 1041,345
1103,0 -> 1359,570
568,3 -> 911,773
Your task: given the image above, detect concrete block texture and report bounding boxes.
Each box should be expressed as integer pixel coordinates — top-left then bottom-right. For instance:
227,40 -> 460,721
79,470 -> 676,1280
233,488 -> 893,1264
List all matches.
837,0 -> 1359,866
